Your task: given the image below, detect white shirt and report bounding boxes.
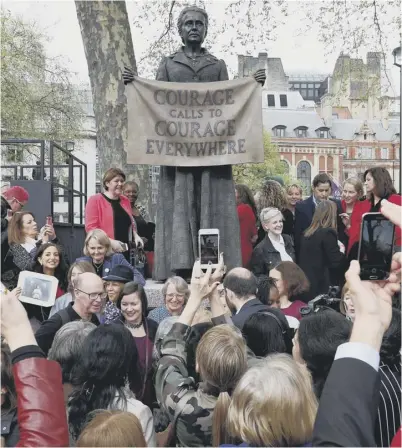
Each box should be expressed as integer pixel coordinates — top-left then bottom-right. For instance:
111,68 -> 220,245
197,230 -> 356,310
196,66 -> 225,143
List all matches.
268,234 -> 293,262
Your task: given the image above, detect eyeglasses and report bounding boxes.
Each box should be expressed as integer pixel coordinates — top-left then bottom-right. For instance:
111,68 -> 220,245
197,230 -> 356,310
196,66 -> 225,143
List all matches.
166,293 -> 185,301
75,288 -> 107,301
13,197 -> 24,208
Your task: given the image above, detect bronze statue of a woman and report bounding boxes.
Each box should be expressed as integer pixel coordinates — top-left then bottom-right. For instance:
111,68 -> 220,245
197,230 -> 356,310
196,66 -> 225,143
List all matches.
124,6 -> 265,280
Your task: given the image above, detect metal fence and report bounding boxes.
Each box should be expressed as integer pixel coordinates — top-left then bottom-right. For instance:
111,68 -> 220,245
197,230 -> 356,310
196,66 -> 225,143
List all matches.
1,139 -> 87,225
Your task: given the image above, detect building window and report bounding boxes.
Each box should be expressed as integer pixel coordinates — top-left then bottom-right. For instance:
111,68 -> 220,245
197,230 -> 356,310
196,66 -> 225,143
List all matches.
295,127 -> 307,138
301,89 -> 307,98
359,147 -> 373,159
273,126 -> 286,137
267,94 -> 275,107
364,133 -> 367,140
279,94 -> 288,107
381,147 -> 389,159
343,147 -> 348,157
297,161 -> 311,193
317,128 -> 329,139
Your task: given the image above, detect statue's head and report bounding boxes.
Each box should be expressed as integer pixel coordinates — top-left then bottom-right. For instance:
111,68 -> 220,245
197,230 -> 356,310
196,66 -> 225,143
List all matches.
177,6 -> 208,45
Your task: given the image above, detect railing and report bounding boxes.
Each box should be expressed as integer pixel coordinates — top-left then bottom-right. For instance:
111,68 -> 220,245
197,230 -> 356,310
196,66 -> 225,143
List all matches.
1,139 -> 87,225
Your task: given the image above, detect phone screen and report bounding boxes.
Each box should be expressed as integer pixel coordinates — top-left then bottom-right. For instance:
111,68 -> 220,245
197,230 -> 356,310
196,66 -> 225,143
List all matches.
359,215 -> 395,280
200,233 -> 219,265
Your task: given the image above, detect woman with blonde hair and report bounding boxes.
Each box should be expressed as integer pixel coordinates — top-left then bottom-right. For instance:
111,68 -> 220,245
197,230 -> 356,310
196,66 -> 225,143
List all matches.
255,180 -> 288,243
75,229 -> 145,285
249,207 -> 295,277
299,201 -> 345,298
283,183 -> 303,237
227,354 -> 317,447
77,410 -> 147,447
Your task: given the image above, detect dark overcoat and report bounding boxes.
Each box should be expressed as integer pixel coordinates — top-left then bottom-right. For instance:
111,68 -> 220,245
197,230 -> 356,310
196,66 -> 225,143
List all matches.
153,48 -> 242,280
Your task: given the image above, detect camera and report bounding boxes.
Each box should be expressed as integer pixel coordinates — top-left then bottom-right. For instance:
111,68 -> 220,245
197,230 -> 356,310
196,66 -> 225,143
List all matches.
300,286 -> 342,317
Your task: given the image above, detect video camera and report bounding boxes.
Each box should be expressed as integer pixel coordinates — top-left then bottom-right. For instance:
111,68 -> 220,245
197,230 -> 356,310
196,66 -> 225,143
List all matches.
300,286 -> 342,317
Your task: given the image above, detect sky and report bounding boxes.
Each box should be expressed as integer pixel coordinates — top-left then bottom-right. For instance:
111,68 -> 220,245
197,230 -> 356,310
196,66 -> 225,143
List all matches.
3,0 -> 401,95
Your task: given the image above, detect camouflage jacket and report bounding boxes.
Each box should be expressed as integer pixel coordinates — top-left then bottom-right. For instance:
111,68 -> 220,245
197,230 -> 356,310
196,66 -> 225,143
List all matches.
155,323 -> 219,447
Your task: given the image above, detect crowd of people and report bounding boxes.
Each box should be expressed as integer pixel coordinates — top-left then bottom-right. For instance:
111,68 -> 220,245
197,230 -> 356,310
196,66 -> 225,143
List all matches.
1,165 -> 401,447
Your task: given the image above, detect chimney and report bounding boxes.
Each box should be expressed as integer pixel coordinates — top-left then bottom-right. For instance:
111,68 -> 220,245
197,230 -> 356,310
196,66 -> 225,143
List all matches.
258,52 -> 268,87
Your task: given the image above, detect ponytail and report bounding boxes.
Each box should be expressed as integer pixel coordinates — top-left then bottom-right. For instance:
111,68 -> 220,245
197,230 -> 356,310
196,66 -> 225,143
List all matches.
212,390 -> 231,446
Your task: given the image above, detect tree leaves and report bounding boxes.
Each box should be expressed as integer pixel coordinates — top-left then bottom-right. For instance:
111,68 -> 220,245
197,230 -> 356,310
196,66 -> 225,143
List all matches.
1,9 -> 84,140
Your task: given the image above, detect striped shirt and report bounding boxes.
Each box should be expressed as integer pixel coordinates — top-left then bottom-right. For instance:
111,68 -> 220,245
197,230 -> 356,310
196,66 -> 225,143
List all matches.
375,362 -> 402,447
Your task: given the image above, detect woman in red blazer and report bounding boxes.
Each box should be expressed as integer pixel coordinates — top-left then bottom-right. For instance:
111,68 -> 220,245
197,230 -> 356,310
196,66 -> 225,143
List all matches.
347,167 -> 401,257
235,184 -> 258,267
85,168 -> 143,254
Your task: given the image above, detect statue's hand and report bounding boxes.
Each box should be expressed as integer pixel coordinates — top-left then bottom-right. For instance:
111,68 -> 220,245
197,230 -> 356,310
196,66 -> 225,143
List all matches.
253,68 -> 266,86
123,66 -> 135,85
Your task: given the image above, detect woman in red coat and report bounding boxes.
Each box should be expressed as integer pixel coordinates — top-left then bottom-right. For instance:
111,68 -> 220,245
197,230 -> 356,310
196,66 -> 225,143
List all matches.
347,167 -> 401,257
85,168 -> 143,256
235,184 -> 258,267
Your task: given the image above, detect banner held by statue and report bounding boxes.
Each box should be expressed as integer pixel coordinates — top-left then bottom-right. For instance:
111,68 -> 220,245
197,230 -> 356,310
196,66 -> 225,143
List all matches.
126,76 -> 263,167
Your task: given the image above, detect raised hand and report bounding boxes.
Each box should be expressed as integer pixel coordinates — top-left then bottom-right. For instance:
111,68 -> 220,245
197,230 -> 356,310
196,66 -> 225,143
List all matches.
253,68 -> 266,86
123,66 -> 135,85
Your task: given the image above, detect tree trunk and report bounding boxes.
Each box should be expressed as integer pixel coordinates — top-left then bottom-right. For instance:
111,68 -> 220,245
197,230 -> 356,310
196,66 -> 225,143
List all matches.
75,0 -> 152,216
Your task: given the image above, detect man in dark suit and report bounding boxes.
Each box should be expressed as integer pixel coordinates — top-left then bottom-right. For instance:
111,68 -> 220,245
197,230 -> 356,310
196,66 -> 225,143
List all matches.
221,267 -> 269,330
294,173 -> 346,260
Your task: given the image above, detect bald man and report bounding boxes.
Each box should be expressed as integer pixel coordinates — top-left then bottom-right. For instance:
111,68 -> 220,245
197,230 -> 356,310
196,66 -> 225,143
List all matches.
36,273 -> 104,355
222,267 -> 270,330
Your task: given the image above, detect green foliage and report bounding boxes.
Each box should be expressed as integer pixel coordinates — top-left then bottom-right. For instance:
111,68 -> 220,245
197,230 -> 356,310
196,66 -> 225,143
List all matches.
233,131 -> 289,191
1,9 -> 84,140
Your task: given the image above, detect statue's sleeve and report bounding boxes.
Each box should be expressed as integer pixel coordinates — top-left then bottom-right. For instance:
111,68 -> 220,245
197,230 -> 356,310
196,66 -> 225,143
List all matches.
219,60 -> 229,81
156,57 -> 169,81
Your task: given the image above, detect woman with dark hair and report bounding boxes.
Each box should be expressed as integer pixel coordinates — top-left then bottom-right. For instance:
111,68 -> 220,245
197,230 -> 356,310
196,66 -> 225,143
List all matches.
68,324 -> 156,446
235,184 -> 258,267
268,261 -> 310,320
293,309 -> 352,398
33,242 -> 68,294
376,308 -> 401,448
348,167 -> 401,257
1,344 -> 18,447
299,201 -> 345,298
26,242 -> 70,324
243,309 -> 293,358
116,282 -> 158,408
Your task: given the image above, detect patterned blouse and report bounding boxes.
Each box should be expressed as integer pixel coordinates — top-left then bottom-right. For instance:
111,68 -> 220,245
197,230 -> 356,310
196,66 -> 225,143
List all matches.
148,306 -> 171,324
101,301 -> 121,324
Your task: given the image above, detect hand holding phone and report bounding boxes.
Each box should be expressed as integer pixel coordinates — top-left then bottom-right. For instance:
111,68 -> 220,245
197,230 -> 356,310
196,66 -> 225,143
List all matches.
358,213 -> 395,280
199,229 -> 220,268
46,216 -> 53,226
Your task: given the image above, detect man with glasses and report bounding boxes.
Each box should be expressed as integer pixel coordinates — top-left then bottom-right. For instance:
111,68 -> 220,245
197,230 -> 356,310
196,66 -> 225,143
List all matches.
36,273 -> 105,355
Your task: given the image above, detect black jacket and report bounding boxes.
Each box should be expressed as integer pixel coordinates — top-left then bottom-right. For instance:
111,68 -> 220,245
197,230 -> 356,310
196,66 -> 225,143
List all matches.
249,234 -> 295,277
299,228 -> 345,299
294,196 -> 347,260
313,357 -> 380,447
232,298 -> 270,331
1,408 -> 19,447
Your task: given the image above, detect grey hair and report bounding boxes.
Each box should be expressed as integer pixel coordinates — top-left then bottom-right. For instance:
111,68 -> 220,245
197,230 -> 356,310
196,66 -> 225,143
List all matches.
260,207 -> 283,225
177,6 -> 209,40
48,320 -> 96,383
162,276 -> 190,302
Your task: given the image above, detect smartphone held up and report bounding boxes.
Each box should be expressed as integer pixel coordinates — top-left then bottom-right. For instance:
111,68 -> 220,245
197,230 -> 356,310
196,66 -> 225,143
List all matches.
358,213 -> 395,280
199,228 -> 220,269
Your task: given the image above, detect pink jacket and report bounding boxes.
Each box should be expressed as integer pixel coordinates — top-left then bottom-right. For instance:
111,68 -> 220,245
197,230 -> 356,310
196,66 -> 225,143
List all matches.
85,193 -> 136,240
